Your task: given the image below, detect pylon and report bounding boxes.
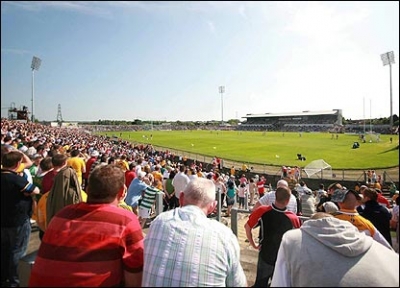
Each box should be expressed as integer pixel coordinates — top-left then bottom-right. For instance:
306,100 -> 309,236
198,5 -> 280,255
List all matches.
57,104 -> 63,126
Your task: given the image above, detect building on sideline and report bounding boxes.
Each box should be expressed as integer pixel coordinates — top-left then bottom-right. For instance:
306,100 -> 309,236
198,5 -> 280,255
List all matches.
240,109 -> 343,132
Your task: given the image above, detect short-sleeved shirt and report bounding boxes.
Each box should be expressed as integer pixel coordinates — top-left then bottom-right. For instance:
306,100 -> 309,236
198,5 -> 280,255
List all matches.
247,204 -> 301,264
259,191 -> 298,214
1,169 -> 37,227
126,178 -> 148,208
142,205 -> 247,287
29,202 -> 144,287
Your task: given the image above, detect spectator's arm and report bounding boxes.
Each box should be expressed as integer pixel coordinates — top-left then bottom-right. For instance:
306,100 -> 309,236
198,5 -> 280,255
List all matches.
21,152 -> 33,169
244,223 -> 259,250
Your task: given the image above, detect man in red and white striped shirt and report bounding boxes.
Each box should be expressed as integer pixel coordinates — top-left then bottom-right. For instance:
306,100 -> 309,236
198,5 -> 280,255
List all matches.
29,165 -> 144,287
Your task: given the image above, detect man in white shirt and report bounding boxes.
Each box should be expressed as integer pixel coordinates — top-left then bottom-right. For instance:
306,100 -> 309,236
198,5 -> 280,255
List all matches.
253,179 -> 298,214
172,165 -> 190,207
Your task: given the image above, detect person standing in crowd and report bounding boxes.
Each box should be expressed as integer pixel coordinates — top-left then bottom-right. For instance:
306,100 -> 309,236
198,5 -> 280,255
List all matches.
28,153 -> 43,178
142,177 -> 247,287
29,165 -> 144,287
171,165 -> 190,208
271,212 -> 399,287
163,169 -> 176,211
214,174 -> 227,208
359,188 -> 393,247
331,188 -> 393,250
316,182 -> 342,212
1,151 -> 40,287
30,156 -> 53,241
66,148 -> 86,188
126,171 -> 148,215
257,175 -> 266,199
238,182 -> 248,210
375,188 -> 392,209
138,174 -> 164,228
315,183 -> 327,203
389,182 -> 397,198
249,177 -> 257,206
245,186 -> 301,287
295,180 -> 312,214
46,153 -> 82,227
300,186 -> 316,217
225,175 -> 238,217
83,149 -> 99,188
253,179 -> 298,214
125,162 -> 137,189
88,154 -> 108,178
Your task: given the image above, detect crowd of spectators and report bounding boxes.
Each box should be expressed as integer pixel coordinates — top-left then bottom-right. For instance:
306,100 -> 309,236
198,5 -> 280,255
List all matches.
1,117 -> 399,287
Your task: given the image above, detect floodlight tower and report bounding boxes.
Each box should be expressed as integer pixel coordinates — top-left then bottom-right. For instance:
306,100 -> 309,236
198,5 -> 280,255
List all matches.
219,85 -> 225,125
380,51 -> 395,128
31,56 -> 42,122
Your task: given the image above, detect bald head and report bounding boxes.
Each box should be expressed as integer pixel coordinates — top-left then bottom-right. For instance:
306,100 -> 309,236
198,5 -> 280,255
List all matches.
277,179 -> 288,188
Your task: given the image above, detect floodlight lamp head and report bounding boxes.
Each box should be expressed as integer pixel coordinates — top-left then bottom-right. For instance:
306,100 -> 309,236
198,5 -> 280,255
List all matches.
381,51 -> 395,66
219,86 -> 225,93
31,56 -> 42,71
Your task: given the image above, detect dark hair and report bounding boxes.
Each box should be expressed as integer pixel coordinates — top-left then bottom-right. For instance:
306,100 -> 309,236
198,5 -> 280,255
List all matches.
52,153 -> 68,167
39,157 -> 53,172
169,170 -> 176,179
361,188 -> 377,201
2,151 -> 23,168
70,149 -> 80,157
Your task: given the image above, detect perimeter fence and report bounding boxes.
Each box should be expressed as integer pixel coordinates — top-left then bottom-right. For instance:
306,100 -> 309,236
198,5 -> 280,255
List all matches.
151,145 -> 399,188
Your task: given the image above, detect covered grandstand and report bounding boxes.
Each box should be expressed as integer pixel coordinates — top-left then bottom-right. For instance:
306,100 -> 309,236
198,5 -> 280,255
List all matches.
240,109 -> 343,132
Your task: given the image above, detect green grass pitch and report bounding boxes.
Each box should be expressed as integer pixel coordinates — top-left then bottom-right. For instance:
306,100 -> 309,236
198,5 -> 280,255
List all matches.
100,130 -> 399,170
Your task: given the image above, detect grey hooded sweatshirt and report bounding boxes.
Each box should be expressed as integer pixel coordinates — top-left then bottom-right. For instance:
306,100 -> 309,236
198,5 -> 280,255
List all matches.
271,217 -> 399,287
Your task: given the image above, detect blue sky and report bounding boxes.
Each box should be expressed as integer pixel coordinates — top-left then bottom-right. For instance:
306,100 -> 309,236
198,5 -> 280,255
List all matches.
1,1 -> 399,122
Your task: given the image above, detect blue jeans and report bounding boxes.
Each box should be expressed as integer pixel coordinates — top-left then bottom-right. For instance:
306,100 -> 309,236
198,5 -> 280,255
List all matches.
1,219 -> 31,287
253,253 -> 275,287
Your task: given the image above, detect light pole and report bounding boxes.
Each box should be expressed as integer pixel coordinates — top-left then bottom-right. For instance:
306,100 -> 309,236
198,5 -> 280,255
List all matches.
380,51 -> 395,128
31,56 -> 42,122
219,85 -> 225,125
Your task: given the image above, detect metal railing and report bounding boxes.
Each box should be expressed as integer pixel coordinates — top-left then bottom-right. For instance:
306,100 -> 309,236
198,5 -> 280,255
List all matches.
230,208 -> 310,236
154,191 -> 310,237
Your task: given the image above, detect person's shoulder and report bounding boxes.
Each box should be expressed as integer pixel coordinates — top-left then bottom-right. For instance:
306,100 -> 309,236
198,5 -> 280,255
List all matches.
149,209 -> 175,224
281,227 -> 302,242
100,203 -> 138,218
207,218 -> 236,234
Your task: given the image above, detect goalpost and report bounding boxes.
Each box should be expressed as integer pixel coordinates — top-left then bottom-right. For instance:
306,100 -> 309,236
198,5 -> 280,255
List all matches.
365,131 -> 380,143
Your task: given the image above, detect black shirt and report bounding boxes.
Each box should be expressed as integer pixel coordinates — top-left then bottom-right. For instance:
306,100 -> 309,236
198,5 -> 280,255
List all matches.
1,169 -> 36,227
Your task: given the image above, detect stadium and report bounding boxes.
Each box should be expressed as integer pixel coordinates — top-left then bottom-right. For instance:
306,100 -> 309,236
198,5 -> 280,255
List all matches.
240,109 -> 344,133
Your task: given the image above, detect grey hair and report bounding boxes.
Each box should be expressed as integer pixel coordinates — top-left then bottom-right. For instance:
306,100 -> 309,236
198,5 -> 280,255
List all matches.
182,178 -> 216,207
277,179 -> 288,188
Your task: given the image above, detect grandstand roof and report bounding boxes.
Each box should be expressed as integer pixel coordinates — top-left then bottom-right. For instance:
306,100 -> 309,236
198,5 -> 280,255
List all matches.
244,110 -> 340,118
